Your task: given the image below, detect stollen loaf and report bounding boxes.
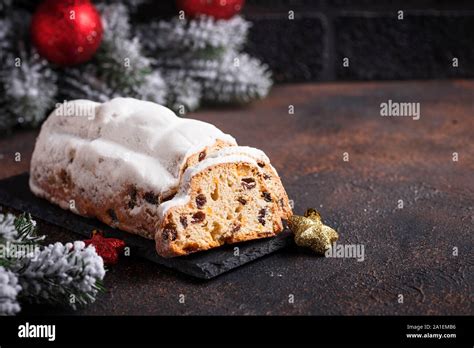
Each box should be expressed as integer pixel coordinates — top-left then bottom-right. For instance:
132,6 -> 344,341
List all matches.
29,98 -> 292,257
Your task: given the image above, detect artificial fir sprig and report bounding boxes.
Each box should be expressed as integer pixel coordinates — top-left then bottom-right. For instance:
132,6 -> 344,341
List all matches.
140,14 -> 272,111
0,212 -> 17,241
201,51 -> 272,104
0,213 -> 43,269
13,212 -> 44,245
139,15 -> 250,54
1,50 -> 57,128
11,241 -> 106,309
0,213 -> 106,315
0,8 -> 57,132
0,266 -> 21,316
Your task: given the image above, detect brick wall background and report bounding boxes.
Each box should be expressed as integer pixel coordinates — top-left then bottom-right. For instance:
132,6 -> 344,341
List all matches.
142,0 -> 474,83
12,0 -> 474,83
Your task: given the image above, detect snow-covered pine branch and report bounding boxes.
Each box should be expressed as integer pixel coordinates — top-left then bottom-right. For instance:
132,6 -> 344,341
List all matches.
201,51 -> 272,104
0,266 -> 21,316
10,241 -> 106,309
0,213 -> 106,314
138,15 -> 250,55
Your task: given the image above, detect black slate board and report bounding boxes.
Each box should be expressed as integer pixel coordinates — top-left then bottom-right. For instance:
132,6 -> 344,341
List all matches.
0,173 -> 292,279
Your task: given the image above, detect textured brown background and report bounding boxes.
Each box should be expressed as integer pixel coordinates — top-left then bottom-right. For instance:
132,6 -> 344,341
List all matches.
0,81 -> 473,315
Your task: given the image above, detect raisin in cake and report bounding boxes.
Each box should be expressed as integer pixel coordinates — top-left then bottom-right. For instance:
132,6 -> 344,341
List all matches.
29,97 -> 292,257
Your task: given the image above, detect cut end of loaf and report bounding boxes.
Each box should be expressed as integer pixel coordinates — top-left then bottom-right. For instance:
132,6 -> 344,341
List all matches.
156,162 -> 284,257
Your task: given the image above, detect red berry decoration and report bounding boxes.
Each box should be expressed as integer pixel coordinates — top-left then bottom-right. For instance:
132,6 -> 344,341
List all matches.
177,0 -> 245,20
84,230 -> 126,265
31,0 -> 103,66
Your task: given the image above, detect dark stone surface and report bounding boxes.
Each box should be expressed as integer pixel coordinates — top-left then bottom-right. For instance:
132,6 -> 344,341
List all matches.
335,13 -> 474,80
0,174 -> 292,280
0,81 -> 472,315
245,15 -> 326,82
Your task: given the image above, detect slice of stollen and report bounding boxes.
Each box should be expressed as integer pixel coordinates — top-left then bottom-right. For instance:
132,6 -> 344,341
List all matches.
156,154 -> 286,257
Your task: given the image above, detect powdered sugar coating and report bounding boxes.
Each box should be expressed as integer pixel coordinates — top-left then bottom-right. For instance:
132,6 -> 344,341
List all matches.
30,98 -> 237,200
209,145 -> 279,174
209,146 -> 270,163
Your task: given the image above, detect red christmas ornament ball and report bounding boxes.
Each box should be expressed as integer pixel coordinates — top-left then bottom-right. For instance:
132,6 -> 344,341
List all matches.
31,0 -> 103,66
176,0 -> 245,20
